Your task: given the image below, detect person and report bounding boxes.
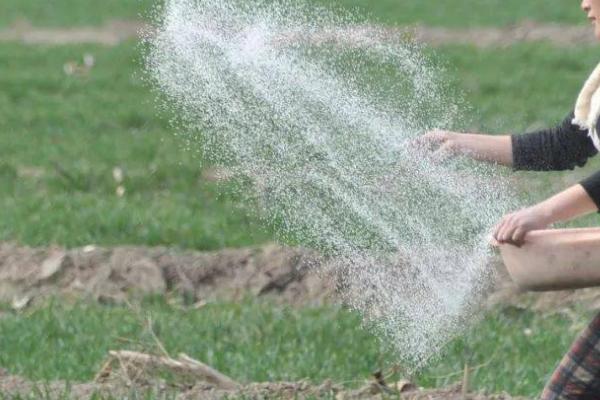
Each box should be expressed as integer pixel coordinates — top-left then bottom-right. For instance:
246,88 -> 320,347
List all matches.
419,0 -> 600,398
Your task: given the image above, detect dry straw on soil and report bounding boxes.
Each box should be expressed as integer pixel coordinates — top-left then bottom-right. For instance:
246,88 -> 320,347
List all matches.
0,350 -> 526,399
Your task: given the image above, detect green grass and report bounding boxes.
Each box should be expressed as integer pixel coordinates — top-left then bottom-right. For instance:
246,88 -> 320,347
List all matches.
0,42 -> 271,250
0,0 -> 156,27
0,298 -> 384,384
3,41 -> 600,249
0,0 -> 587,28
324,0 -> 586,27
0,298 -> 591,397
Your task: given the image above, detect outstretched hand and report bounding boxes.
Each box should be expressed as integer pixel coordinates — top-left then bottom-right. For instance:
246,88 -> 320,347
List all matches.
413,129 -> 463,162
414,129 -> 513,166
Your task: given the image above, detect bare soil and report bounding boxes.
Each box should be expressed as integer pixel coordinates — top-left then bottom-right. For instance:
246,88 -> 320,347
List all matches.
412,21 -> 596,47
0,19 -> 594,47
2,241 -> 599,312
0,242 -> 335,308
0,19 -> 146,45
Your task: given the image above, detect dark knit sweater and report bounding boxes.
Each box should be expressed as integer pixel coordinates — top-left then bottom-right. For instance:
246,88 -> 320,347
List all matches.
511,111 -> 600,209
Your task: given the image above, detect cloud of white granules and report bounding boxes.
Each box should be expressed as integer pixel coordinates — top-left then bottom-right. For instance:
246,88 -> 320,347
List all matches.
142,0 -> 519,368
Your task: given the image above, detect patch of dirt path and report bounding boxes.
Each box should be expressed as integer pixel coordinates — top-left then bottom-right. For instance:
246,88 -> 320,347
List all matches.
0,19 -> 594,47
0,19 -> 146,46
0,242 -> 335,308
412,21 -> 596,47
2,241 -> 600,312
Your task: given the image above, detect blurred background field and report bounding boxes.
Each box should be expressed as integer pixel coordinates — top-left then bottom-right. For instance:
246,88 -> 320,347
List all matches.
1,1 -> 600,398
0,0 -> 587,27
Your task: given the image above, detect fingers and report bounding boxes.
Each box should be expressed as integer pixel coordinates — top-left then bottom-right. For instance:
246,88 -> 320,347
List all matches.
431,141 -> 456,162
410,130 -> 461,165
492,214 -> 528,247
492,215 -> 517,245
511,227 -> 526,247
488,235 -> 501,247
492,216 -> 508,242
412,130 -> 449,151
421,129 -> 448,143
497,216 -> 513,243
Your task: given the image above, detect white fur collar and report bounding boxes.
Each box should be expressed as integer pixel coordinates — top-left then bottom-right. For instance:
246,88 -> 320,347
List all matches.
573,62 -> 600,151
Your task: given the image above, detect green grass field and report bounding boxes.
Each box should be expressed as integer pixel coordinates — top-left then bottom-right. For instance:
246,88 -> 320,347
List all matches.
0,0 -> 587,28
0,42 -> 272,250
2,1 -> 600,398
2,42 -> 600,249
0,299 -> 590,396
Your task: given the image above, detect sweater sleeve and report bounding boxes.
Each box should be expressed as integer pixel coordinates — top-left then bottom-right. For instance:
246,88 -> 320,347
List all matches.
511,112 -> 598,171
581,171 -> 600,210
511,111 -> 600,210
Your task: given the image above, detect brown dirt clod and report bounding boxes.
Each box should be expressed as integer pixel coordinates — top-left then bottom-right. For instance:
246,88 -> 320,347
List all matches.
0,242 -> 335,307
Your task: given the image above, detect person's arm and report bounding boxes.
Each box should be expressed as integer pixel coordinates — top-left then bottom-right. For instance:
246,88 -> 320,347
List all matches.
492,183 -> 598,245
492,163 -> 600,246
416,130 -> 512,165
511,112 -> 597,171
419,112 -> 598,170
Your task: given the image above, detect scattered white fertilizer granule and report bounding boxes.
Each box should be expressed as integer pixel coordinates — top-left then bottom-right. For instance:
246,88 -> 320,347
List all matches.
142,0 -> 520,369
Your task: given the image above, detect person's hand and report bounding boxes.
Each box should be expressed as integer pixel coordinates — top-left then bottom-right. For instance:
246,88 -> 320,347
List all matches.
413,129 -> 466,162
490,205 -> 552,247
413,130 -> 514,165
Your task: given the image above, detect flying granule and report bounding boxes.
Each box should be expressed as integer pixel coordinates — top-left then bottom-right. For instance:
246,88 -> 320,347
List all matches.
143,0 -> 519,368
